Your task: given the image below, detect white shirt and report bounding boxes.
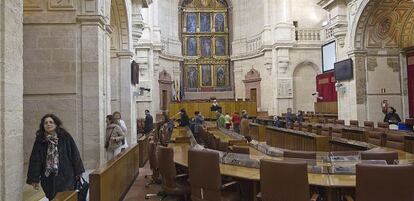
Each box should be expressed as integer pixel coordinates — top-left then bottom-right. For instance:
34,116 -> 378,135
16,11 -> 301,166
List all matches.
118,119 -> 128,148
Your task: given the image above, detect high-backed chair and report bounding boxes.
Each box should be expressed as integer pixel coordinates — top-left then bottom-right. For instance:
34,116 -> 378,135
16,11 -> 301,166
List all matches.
360,151 -> 398,164
152,146 -> 190,200
293,122 -> 301,131
145,140 -> 160,188
345,164 -> 414,201
259,159 -> 319,201
283,150 -> 316,160
336,120 -> 345,125
363,121 -> 374,130
376,122 -> 389,132
320,126 -> 331,137
385,131 -> 405,151
350,120 -> 359,127
188,149 -> 241,201
331,127 -> 343,138
230,145 -> 250,155
366,130 -> 384,146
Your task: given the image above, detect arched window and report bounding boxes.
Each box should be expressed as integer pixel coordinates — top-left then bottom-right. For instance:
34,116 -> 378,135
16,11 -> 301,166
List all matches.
181,0 -> 230,91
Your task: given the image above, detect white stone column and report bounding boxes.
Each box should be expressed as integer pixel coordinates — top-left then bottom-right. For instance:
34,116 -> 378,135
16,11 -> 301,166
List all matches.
117,51 -> 137,145
0,0 -> 24,200
78,15 -> 109,168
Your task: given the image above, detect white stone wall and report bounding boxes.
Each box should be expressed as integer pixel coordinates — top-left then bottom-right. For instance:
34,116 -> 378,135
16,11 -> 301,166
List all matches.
0,0 -> 24,200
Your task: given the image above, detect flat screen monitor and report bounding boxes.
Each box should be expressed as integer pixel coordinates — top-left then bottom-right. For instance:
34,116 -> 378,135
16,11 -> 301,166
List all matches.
334,58 -> 353,81
322,41 -> 336,72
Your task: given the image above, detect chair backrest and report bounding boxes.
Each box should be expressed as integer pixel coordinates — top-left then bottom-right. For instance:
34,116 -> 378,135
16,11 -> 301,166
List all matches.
188,149 -> 222,201
377,122 -> 389,129
385,131 -> 405,151
260,159 -> 310,201
363,121 -> 374,129
356,164 -> 414,201
350,120 -> 359,127
331,127 -> 342,138
366,130 -> 384,146
283,150 -> 316,159
148,140 -> 158,170
157,146 -> 178,190
336,119 -> 345,125
360,151 -> 398,164
293,122 -> 301,131
231,145 -> 250,155
320,126 -> 331,137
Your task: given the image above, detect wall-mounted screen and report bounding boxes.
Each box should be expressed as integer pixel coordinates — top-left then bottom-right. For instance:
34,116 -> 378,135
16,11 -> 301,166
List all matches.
322,41 -> 336,72
334,58 -> 353,81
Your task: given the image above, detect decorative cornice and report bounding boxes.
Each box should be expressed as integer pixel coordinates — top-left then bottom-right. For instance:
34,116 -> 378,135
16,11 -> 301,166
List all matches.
76,15 -> 107,27
242,78 -> 262,83
116,51 -> 134,58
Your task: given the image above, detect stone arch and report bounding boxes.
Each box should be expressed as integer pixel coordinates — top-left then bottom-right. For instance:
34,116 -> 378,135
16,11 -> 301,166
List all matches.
243,68 -> 261,109
178,0 -> 233,8
350,0 -> 414,121
292,62 -> 318,113
110,0 -> 130,51
159,70 -> 173,111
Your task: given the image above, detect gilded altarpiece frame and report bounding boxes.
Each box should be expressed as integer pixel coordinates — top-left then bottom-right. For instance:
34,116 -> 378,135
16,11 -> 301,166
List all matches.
182,0 -> 230,92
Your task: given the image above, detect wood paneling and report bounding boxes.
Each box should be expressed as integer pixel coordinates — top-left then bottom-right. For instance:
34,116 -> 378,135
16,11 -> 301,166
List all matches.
314,101 -> 338,114
249,123 -> 266,142
168,100 -> 257,119
138,135 -> 149,167
266,127 -> 330,151
89,144 -> 140,201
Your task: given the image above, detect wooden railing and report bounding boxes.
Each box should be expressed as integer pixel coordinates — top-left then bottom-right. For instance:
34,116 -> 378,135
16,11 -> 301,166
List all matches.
89,143 -> 140,201
168,100 -> 257,119
52,191 -> 77,201
138,135 -> 149,167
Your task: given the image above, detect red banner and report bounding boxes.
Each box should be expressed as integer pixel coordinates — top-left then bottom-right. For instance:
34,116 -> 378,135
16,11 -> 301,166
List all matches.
316,72 -> 337,102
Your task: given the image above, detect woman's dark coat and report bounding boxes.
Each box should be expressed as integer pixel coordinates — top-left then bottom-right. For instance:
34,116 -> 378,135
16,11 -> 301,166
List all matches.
26,130 -> 85,199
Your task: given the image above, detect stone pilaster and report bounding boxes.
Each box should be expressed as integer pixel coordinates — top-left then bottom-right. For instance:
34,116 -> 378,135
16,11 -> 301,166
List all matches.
78,15 -> 109,168
0,0 -> 24,200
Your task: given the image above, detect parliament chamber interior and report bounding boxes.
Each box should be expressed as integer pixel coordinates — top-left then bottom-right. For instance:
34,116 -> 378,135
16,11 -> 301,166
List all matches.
2,0 -> 414,201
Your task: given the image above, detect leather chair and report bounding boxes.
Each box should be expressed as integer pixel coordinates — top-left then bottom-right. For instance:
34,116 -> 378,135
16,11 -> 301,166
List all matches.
320,126 -> 331,137
376,122 -> 389,132
345,164 -> 414,201
283,150 -> 316,159
145,140 -> 160,188
293,122 -> 301,131
360,151 -> 398,164
230,145 -> 250,155
363,121 -> 374,130
350,120 -> 359,127
336,119 -> 345,125
366,130 -> 384,146
258,159 -> 319,201
188,149 -> 241,201
153,146 -> 190,200
385,131 -> 405,151
331,127 -> 343,138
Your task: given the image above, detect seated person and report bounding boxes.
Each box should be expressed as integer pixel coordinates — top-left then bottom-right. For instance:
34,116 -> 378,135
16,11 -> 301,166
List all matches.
273,115 -> 282,127
224,113 -> 231,129
285,108 -> 296,127
296,110 -> 304,124
384,107 -> 401,125
178,108 -> 190,127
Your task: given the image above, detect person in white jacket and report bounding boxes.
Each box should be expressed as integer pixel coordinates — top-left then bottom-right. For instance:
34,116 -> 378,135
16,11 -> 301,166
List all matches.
113,111 -> 128,150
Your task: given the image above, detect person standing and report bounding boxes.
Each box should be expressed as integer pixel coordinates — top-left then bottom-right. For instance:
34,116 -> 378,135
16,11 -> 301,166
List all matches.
193,111 -> 205,142
217,110 -> 226,128
240,110 -> 250,136
27,114 -> 85,200
105,115 -> 126,160
144,110 -> 154,134
113,111 -> 128,150
179,108 -> 190,127
232,112 -> 241,133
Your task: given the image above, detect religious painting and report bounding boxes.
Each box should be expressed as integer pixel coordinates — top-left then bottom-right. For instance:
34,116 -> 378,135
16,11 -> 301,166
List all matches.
187,66 -> 198,88
215,13 -> 225,32
187,37 -> 197,56
200,13 -> 211,32
201,65 -> 212,86
200,37 -> 212,57
215,37 -> 225,56
216,65 -> 226,87
186,13 -> 197,33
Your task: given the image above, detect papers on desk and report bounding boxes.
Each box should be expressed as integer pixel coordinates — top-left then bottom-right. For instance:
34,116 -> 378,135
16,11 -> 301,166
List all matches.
330,155 -> 359,162
331,164 -> 355,174
221,152 -> 260,168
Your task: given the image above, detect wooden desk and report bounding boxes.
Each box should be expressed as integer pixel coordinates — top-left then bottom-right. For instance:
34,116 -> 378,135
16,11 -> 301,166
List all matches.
249,123 -> 266,142
52,191 -> 78,201
266,126 -> 330,152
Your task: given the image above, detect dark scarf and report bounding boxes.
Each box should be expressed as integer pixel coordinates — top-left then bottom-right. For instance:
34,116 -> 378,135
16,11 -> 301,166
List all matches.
45,132 -> 59,177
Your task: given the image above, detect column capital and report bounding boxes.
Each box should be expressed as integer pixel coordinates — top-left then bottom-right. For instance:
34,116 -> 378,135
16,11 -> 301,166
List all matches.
116,51 -> 134,58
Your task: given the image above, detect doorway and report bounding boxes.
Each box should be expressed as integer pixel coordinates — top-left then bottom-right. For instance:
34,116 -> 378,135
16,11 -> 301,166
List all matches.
250,88 -> 257,102
408,52 -> 414,117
